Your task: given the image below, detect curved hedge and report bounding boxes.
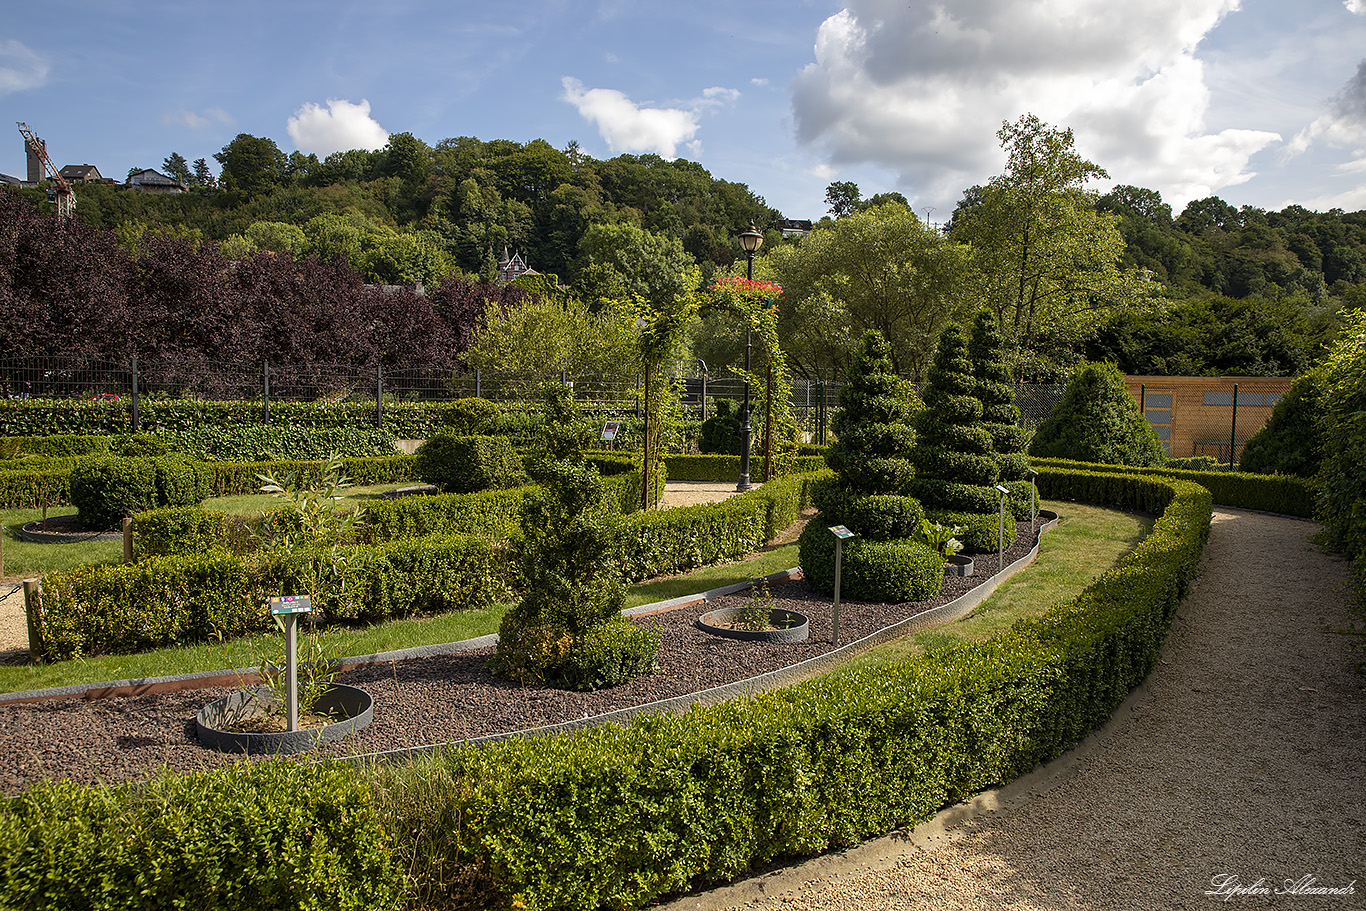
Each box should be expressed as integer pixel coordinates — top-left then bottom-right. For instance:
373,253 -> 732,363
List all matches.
368,469 -> 1213,910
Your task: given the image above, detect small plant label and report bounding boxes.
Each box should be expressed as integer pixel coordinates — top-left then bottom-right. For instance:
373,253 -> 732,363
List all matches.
269,595 -> 312,615
600,421 -> 620,441
829,525 -> 855,539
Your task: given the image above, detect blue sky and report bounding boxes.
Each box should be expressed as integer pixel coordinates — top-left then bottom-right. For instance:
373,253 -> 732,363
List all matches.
4,0 -> 1366,221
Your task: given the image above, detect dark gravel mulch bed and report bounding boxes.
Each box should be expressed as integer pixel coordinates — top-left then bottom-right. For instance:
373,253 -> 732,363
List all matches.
0,521 -> 1041,795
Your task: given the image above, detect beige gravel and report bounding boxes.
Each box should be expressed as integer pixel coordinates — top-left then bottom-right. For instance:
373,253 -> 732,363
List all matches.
661,508 -> 1365,911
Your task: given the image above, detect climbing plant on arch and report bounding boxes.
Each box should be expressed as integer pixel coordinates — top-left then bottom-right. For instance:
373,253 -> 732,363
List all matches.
701,277 -> 797,480
625,277 -> 796,507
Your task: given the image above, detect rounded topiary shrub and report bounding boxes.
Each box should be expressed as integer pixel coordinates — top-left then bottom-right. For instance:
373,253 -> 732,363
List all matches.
414,434 -> 526,493
1029,362 -> 1167,467
69,455 -> 210,531
440,397 -> 503,436
926,509 -> 1018,554
699,398 -> 743,455
797,521 -> 942,603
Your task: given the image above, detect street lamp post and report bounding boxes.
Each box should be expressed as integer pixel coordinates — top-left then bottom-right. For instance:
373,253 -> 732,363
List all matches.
737,222 -> 763,491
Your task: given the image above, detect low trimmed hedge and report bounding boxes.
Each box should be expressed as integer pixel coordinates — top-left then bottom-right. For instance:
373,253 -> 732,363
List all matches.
369,469 -> 1213,911
0,463 -> 75,508
1028,456 -> 1315,518
0,760 -> 405,911
661,454 -> 825,482
616,471 -> 822,582
33,533 -> 514,660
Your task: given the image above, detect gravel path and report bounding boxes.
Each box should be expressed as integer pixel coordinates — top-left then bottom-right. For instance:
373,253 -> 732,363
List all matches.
663,508 -> 1365,911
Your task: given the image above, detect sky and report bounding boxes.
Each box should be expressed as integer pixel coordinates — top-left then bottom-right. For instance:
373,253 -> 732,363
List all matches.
4,0 -> 1366,223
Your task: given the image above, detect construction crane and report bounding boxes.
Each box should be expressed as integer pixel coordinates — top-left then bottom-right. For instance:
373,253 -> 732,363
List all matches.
16,122 -> 76,221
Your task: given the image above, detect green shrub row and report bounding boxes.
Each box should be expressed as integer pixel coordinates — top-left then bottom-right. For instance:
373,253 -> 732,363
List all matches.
0,398 -> 445,439
0,760 -> 405,911
34,533 -> 514,660
0,463 -> 76,508
1028,456 -> 1315,518
616,472 -> 821,582
166,424 -> 401,461
4,434 -> 114,458
366,470 -> 1213,911
69,456 -> 212,531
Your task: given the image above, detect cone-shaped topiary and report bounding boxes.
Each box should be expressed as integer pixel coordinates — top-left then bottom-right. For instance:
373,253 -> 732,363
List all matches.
1237,370 -> 1323,477
1028,362 -> 1167,466
968,309 -> 1030,481
906,323 -> 1023,545
492,384 -> 658,690
798,331 -> 941,602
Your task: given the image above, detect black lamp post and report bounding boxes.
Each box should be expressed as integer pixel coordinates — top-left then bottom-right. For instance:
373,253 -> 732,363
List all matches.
736,222 -> 763,491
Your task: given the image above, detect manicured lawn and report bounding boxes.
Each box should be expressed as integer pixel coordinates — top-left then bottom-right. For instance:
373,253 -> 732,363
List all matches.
830,500 -> 1152,674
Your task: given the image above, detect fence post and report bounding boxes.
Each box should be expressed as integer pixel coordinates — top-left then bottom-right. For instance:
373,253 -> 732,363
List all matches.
263,359 -> 270,426
475,368 -> 481,399
376,364 -> 384,428
130,357 -> 140,434
1229,383 -> 1239,470
635,373 -> 641,419
1139,383 -> 1146,415
23,579 -> 42,662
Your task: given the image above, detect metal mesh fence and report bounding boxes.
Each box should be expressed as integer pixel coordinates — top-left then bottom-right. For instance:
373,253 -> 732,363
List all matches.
0,354 -> 1076,442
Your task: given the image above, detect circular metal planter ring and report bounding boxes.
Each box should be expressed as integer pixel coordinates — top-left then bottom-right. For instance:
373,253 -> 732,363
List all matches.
19,514 -> 122,544
196,683 -> 373,755
696,608 -> 810,644
945,554 -> 974,577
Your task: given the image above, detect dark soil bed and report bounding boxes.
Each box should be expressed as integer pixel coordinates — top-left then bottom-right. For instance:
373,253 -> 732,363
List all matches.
0,521 -> 1041,795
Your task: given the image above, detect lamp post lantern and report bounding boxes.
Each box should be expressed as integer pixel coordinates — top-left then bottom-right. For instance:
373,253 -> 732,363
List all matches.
736,222 -> 763,491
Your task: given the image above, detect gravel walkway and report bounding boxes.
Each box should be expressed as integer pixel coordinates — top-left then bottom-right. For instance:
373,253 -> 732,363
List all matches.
661,508 -> 1365,911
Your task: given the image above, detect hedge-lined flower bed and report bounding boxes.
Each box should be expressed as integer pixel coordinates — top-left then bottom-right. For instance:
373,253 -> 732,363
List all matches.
361,469 -> 1212,910
3,468 -> 1212,909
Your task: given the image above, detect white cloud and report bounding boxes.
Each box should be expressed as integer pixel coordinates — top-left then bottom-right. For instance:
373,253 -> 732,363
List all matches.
1285,61 -> 1366,158
0,39 -> 48,95
287,98 -> 389,155
164,107 -> 234,129
1347,0 -> 1365,15
561,77 -> 739,159
790,0 -> 1281,210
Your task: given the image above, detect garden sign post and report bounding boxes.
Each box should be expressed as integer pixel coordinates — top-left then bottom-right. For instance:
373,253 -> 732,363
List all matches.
829,525 -> 856,646
269,595 -> 313,732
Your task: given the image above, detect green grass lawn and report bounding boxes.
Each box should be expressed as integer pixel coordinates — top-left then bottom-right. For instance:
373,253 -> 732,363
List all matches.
829,500 -> 1152,675
0,499 -> 1150,696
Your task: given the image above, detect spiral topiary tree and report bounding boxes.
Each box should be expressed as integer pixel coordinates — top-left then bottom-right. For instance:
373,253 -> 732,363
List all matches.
968,309 -> 1031,482
906,323 -> 1022,552
798,331 -> 942,603
491,384 -> 658,691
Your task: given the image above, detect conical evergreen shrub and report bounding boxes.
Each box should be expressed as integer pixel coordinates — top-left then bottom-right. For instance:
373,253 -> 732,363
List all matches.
1028,362 -> 1167,467
968,309 -> 1030,481
492,384 -> 658,690
798,331 -> 941,602
906,322 -> 1024,550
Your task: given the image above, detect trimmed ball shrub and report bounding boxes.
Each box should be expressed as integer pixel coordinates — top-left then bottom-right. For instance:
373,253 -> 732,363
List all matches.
699,398 -> 743,455
69,455 -> 210,531
1029,362 -> 1167,467
441,397 -> 503,435
798,521 -> 942,602
414,434 -> 526,493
